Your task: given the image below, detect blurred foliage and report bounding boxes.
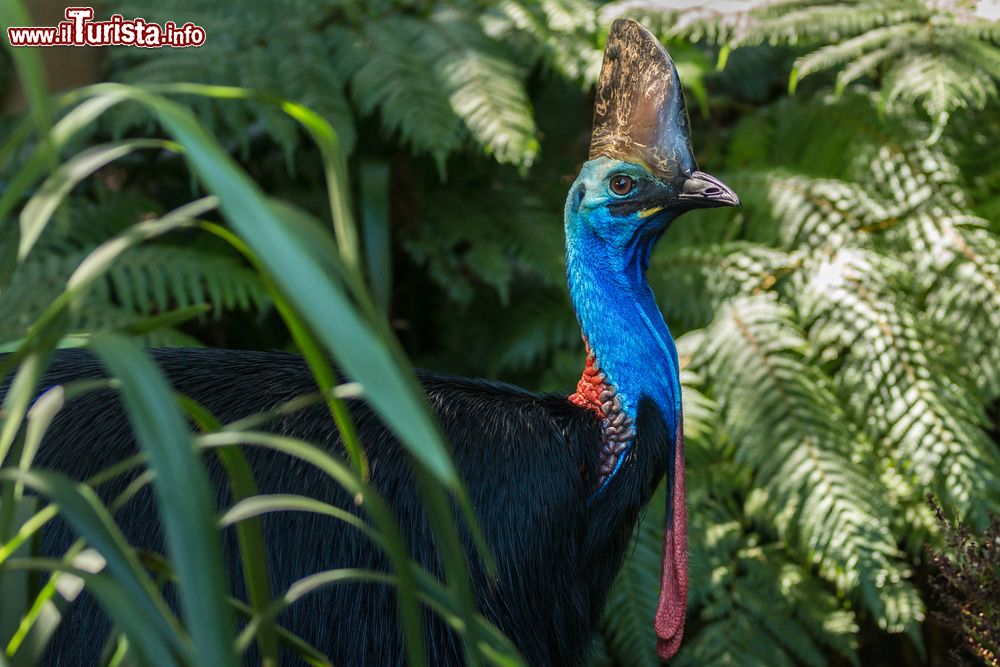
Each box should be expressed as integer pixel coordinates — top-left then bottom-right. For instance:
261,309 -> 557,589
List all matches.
0,187 -> 269,346
3,0 -> 1000,665
927,498 -> 1000,666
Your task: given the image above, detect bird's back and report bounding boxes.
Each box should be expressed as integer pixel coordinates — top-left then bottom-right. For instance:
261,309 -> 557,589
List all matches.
19,347 -> 606,666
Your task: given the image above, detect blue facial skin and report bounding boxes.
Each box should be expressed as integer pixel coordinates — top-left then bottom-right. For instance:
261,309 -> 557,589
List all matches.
564,157 -> 684,495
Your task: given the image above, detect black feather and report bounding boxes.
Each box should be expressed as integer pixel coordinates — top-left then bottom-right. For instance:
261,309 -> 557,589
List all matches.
9,347 -> 669,666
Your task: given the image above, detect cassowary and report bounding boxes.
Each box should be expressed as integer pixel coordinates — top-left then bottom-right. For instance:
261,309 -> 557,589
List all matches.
10,19 -> 739,666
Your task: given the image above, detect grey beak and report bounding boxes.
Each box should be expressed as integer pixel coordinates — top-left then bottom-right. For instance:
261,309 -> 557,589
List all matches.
679,171 -> 741,208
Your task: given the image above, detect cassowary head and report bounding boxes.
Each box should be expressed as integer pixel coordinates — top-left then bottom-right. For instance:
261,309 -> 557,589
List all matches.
568,19 -> 739,250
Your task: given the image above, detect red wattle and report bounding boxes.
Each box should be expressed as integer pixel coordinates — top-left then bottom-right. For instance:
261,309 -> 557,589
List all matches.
654,422 -> 687,660
573,344 -> 689,658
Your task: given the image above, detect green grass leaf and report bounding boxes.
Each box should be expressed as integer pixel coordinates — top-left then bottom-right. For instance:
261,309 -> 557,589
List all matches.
89,335 -> 236,667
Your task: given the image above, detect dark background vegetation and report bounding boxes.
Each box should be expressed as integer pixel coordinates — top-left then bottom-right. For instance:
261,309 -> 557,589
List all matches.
3,0 -> 1000,665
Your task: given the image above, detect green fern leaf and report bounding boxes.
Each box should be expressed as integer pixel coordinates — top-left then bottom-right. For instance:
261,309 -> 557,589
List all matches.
701,296 -> 919,630
350,16 -> 465,165
801,249 -> 1000,524
425,10 -> 540,167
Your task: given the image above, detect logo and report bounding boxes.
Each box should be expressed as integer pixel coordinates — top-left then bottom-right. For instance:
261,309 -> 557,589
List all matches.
7,7 -> 205,48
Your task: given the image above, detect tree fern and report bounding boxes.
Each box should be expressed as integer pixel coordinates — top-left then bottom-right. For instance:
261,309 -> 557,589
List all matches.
418,9 -> 539,167
111,0 -> 564,169
349,16 -> 467,166
698,297 -> 920,627
801,249 -> 1000,523
0,221 -> 270,347
738,0 -> 1000,134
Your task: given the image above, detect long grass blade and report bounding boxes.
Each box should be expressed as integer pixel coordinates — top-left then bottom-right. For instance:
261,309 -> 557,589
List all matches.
195,219 -> 370,479
219,494 -> 374,541
197,429 -> 429,666
5,558 -> 181,667
0,469 -> 186,660
64,84 -> 456,486
89,335 -> 237,667
0,92 -> 131,276
139,83 -> 362,277
5,465 -> 153,663
361,161 -> 393,315
0,0 -> 52,133
235,569 -> 394,653
177,395 -> 278,666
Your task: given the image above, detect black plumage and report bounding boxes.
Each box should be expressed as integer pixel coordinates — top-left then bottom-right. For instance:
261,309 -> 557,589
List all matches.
25,347 -> 670,666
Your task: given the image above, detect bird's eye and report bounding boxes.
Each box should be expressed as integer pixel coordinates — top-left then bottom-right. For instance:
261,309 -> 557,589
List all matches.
609,174 -> 634,196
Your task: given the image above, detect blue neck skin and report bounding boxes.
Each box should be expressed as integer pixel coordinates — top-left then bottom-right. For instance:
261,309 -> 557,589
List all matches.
565,172 -> 682,490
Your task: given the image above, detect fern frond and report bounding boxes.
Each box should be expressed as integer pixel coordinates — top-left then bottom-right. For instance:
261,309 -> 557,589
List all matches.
273,29 -> 357,154
678,366 -> 717,447
725,92 -> 911,181
544,0 -> 597,32
488,0 -> 600,83
721,0 -> 1000,136
108,246 -> 269,317
675,609 -> 794,667
350,17 -> 465,165
0,243 -> 269,346
600,483 -> 664,667
0,252 -> 106,343
735,549 -> 831,666
403,177 -> 564,304
777,560 -> 860,661
489,291 -> 578,375
768,176 -> 895,248
851,141 -> 1000,398
650,242 -> 800,329
46,192 -> 164,253
792,22 -> 918,84
114,0 -> 563,167
832,41 -> 908,93
939,32 -> 1000,79
801,249 -> 1000,523
424,10 -> 539,167
882,52 -> 997,128
737,1 -> 929,47
701,296 -> 919,630
113,1 -> 358,154
676,542 -> 858,666
947,18 -> 1000,45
